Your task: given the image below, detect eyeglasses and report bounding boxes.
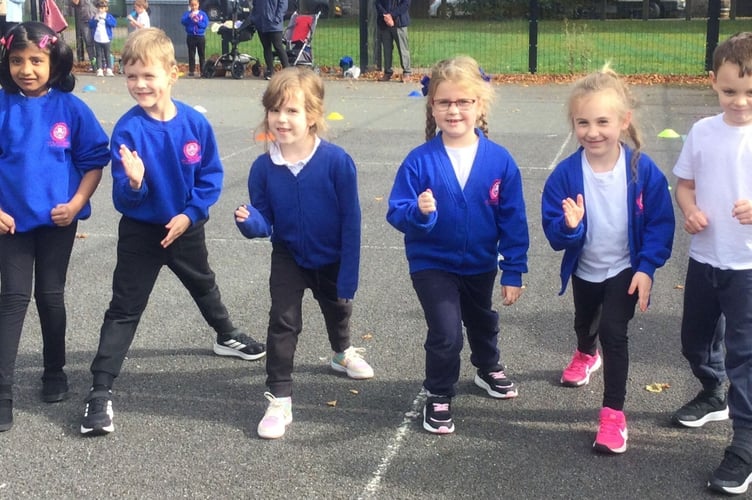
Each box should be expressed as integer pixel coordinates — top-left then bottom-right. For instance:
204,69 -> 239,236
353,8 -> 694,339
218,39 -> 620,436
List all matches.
431,98 -> 476,111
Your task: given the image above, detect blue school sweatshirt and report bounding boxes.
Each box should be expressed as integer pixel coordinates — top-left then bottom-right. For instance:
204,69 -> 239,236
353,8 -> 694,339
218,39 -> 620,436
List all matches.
0,90 -> 110,232
386,131 -> 529,287
235,140 -> 361,299
541,145 -> 675,295
110,100 -> 223,225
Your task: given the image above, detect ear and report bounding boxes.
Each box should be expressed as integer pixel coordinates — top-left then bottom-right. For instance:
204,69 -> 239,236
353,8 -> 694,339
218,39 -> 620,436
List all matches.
709,70 -> 717,88
621,109 -> 633,131
168,64 -> 179,84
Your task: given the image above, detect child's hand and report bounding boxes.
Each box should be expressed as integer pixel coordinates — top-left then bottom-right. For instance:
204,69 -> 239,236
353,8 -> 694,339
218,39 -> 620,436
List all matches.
683,206 -> 708,234
235,204 -> 250,222
418,188 -> 436,215
161,214 -> 191,248
628,271 -> 652,312
562,194 -> 584,229
51,203 -> 79,227
733,199 -> 752,225
119,144 -> 145,190
501,285 -> 522,306
0,209 -> 15,235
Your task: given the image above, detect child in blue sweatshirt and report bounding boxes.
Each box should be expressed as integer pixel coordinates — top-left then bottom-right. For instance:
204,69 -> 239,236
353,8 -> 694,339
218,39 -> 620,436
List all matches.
88,0 -> 116,76
80,28 -> 265,437
541,65 -> 674,454
387,56 -> 529,435
235,66 -> 373,439
0,22 -> 110,431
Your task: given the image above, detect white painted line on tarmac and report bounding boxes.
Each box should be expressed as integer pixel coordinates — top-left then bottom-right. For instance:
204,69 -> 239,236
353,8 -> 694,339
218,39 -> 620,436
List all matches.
547,130 -> 573,170
358,388 -> 427,499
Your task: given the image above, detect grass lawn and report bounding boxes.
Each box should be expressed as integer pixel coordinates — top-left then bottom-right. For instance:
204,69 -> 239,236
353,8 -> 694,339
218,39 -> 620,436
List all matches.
102,17 -> 750,75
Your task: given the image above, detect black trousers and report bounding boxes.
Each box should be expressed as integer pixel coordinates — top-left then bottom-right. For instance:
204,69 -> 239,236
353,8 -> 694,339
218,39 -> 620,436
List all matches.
571,268 -> 637,411
0,223 -> 77,396
265,244 -> 351,397
89,216 -> 235,388
681,257 -> 752,428
186,34 -> 206,74
258,30 -> 289,75
411,269 -> 500,397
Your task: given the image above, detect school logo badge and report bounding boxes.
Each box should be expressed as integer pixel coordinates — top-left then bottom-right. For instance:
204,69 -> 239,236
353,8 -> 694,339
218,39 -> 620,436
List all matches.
183,141 -> 201,163
488,179 -> 501,206
50,122 -> 69,145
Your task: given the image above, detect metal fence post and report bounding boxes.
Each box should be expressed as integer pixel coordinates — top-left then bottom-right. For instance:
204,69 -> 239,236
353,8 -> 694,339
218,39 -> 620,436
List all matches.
528,0 -> 538,74
705,0 -> 720,72
359,0 -> 368,73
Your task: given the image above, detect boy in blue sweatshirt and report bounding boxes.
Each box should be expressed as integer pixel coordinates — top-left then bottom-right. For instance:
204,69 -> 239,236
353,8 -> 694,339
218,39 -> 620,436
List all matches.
80,28 -> 265,436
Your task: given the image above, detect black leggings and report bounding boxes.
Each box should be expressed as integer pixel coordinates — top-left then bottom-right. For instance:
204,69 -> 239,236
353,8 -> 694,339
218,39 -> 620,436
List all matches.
258,30 -> 289,75
186,34 -> 206,74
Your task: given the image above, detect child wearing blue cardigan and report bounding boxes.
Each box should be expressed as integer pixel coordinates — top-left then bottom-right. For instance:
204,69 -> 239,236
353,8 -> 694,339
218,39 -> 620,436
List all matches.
387,56 -> 529,435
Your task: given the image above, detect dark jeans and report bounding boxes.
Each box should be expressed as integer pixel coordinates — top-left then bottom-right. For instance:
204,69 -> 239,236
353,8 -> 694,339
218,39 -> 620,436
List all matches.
571,268 -> 637,411
258,30 -> 289,75
411,269 -> 500,397
76,20 -> 95,63
186,34 -> 206,74
265,244 -> 351,397
681,257 -> 752,428
93,41 -> 111,70
0,223 -> 78,394
90,216 -> 235,388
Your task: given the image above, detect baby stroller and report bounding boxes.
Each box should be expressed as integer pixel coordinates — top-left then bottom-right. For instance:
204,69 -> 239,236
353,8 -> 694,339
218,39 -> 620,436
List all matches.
282,11 -> 320,68
202,4 -> 261,79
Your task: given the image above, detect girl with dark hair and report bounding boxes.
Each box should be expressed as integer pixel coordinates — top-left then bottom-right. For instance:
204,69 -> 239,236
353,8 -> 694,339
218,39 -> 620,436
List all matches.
0,22 -> 110,432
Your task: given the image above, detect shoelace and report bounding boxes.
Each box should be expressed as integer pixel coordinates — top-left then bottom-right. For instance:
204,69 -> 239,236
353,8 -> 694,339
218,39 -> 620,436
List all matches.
487,370 -> 507,380
87,397 -> 108,414
263,392 -> 289,416
598,414 -> 624,440
432,402 -> 450,412
342,347 -> 366,363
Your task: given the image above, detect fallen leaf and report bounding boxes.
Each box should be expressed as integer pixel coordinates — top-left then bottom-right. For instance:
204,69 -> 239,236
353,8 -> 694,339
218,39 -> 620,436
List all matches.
327,400 -> 337,407
362,333 -> 373,341
645,383 -> 671,393
374,196 -> 383,201
349,389 -> 359,395
75,233 -> 89,239
675,284 -> 685,289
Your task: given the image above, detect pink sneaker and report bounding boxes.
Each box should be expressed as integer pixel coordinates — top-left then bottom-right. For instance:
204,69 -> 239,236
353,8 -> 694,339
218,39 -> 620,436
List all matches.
560,349 -> 601,387
593,407 -> 628,454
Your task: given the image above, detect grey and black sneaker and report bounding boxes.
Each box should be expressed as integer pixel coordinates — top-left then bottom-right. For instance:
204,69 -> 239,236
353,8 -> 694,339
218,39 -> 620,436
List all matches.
80,389 -> 114,436
708,447 -> 752,495
423,395 -> 455,435
41,371 -> 69,403
474,366 -> 519,399
672,389 -> 729,428
213,330 -> 266,361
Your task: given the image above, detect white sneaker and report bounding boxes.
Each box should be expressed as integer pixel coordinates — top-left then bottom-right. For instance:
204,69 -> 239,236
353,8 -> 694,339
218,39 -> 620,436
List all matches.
257,392 -> 292,439
105,68 -> 114,77
331,346 -> 374,379
96,69 -> 104,77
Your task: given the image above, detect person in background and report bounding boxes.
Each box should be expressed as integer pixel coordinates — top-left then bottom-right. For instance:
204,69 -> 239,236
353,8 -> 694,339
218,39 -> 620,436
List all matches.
88,0 -> 116,76
127,0 -> 151,31
71,0 -> 97,68
1,0 -> 24,37
181,0 -> 208,77
375,0 -> 411,82
250,0 -> 289,80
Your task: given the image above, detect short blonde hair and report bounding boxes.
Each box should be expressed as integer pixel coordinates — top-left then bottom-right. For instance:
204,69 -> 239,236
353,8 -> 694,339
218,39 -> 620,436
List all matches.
121,28 -> 176,70
259,67 -> 327,142
134,0 -> 149,9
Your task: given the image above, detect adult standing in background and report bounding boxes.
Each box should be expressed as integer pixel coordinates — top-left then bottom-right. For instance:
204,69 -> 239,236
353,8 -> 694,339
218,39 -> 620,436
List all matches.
250,0 -> 289,80
376,0 -> 411,82
71,0 -> 97,67
2,0 -> 25,36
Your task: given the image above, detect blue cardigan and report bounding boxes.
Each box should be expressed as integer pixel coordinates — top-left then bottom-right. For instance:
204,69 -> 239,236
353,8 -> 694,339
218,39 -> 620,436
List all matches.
541,145 -> 675,295
387,131 -> 529,287
236,140 -> 362,299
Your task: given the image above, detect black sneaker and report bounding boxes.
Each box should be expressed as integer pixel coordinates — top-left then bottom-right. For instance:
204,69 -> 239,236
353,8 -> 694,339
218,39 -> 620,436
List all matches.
708,448 -> 752,495
423,395 -> 455,434
41,371 -> 69,403
0,399 -> 12,432
474,366 -> 519,399
80,389 -> 114,436
213,330 -> 266,361
672,390 -> 729,428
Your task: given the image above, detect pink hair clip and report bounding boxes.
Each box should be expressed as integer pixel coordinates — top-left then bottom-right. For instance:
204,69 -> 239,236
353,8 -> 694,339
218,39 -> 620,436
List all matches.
0,34 -> 14,50
38,35 -> 57,50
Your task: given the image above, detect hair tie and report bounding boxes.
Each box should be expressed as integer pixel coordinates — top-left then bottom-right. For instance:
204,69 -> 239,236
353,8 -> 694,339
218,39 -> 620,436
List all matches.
420,75 -> 430,96
479,67 -> 491,83
0,34 -> 14,50
38,35 -> 57,50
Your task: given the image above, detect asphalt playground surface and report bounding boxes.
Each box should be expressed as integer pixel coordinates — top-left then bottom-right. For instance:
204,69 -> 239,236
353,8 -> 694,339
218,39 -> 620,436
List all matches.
0,72 -> 738,499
